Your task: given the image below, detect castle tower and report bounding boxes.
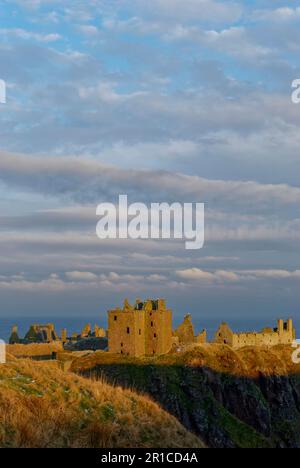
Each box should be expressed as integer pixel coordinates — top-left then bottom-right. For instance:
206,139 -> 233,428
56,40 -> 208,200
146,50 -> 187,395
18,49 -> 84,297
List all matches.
287,318 -> 293,333
61,328 -> 67,343
107,299 -> 145,356
277,319 -> 284,335
81,324 -> 91,338
144,299 -> 172,356
107,298 -> 173,357
9,325 -> 20,344
46,327 -> 52,343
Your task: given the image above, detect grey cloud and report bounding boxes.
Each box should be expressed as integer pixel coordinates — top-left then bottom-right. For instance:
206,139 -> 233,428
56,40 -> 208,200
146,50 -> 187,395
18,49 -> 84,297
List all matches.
1,151 -> 300,210
176,267 -> 300,283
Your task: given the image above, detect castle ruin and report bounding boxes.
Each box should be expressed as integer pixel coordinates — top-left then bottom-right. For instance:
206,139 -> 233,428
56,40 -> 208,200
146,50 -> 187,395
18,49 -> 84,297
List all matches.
108,298 -> 173,357
8,300 -> 297,356
24,324 -> 59,343
174,314 -> 206,345
214,319 -> 295,349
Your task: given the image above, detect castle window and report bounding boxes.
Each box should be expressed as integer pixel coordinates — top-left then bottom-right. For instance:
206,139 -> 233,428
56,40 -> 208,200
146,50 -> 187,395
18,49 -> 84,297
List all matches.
121,342 -> 123,347
154,333 -> 157,338
139,329 -> 141,335
151,321 -> 153,327
114,316 -> 117,321
127,327 -> 130,334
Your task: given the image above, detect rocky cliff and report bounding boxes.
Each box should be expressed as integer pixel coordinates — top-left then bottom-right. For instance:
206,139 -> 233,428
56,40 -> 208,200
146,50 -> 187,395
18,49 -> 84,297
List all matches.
72,344 -> 300,448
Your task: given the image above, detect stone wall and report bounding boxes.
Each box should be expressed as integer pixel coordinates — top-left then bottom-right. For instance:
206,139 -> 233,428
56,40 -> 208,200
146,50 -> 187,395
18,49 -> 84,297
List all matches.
214,319 -> 295,349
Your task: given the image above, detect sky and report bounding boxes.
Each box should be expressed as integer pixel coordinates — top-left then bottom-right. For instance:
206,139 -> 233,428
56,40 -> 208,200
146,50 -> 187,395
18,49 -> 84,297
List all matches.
0,0 -> 300,332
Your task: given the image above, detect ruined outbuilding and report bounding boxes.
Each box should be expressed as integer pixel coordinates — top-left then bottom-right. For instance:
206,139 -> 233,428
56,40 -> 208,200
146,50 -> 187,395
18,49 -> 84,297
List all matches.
214,319 -> 295,349
24,324 -> 59,343
174,314 -> 206,345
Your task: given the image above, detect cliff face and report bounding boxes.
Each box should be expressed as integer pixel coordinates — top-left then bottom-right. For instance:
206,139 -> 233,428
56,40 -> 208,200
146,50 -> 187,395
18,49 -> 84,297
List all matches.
74,345 -> 300,448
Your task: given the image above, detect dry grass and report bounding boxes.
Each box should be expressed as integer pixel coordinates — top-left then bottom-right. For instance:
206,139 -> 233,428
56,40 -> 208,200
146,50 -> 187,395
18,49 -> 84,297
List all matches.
71,344 -> 300,378
0,357 -> 205,448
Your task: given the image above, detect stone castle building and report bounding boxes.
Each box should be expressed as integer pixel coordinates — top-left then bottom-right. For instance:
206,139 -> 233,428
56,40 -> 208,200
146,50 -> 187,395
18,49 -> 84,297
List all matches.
108,298 -> 173,357
9,323 -> 60,344
214,319 -> 295,349
8,300 -> 296,356
174,314 -> 206,345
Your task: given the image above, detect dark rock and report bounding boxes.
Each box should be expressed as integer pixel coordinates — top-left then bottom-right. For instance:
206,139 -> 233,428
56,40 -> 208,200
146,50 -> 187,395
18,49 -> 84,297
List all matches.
80,363 -> 300,448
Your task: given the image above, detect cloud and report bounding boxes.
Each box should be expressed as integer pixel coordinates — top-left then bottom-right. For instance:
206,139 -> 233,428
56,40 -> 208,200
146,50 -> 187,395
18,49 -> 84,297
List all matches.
65,271 -> 98,281
176,268 -> 239,283
176,268 -> 300,284
1,0 -> 300,320
1,151 -> 300,211
0,28 -> 61,42
78,82 -> 147,103
253,7 -> 300,23
0,270 -> 177,294
131,0 -> 242,24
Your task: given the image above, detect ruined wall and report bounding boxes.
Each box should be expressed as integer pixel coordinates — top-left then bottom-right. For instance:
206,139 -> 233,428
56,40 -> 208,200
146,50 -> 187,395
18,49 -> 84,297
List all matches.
174,314 -> 207,346
214,323 -> 234,346
94,325 -> 106,338
195,330 -> 207,344
174,314 -> 195,345
22,323 -> 59,343
215,319 -> 295,349
81,324 -> 91,338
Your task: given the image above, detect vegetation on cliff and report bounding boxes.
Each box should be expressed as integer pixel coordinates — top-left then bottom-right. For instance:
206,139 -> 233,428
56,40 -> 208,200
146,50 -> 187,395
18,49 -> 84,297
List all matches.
0,356 -> 205,448
71,344 -> 300,448
70,343 -> 300,377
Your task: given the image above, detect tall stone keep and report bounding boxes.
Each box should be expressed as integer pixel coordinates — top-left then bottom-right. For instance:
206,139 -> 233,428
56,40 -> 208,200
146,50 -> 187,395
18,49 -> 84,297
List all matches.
107,299 -> 173,357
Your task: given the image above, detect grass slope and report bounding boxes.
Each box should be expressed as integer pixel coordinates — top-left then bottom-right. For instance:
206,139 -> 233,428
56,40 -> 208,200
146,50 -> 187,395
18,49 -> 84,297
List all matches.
0,356 -> 205,448
70,343 -> 300,377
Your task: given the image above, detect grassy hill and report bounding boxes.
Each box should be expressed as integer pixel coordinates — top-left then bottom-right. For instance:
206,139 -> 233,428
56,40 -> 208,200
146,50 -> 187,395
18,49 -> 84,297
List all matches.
0,356 -> 205,448
70,344 -> 300,448
70,343 -> 300,377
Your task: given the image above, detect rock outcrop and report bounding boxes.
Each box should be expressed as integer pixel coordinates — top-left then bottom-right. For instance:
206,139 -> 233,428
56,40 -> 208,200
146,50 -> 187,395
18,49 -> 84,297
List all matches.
74,344 -> 300,448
